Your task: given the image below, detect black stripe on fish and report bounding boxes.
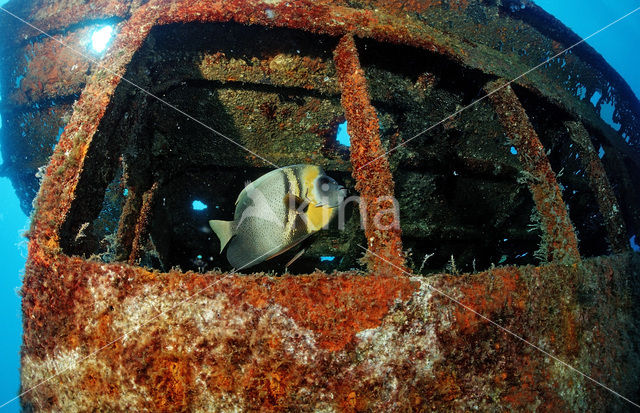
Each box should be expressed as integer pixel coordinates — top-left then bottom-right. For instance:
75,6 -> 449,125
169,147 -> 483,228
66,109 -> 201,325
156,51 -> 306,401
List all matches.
293,166 -> 304,198
282,170 -> 291,228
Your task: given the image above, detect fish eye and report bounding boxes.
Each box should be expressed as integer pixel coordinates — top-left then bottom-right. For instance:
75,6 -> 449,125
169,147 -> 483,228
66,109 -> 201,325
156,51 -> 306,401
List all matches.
317,176 -> 332,192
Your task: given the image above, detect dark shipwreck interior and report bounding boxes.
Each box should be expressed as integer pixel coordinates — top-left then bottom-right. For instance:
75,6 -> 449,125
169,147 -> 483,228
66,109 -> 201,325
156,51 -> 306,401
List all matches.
44,20 -> 639,275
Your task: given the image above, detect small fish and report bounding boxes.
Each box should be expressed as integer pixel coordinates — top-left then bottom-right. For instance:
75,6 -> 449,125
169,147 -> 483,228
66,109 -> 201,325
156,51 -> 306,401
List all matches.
209,164 -> 347,269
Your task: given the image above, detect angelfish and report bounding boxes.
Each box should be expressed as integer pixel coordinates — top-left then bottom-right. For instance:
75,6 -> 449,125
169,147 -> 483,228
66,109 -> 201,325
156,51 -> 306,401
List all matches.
209,164 -> 347,269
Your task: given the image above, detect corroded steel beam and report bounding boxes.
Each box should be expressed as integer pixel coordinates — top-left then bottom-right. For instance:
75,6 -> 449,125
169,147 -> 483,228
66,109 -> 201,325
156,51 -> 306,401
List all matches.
23,0 -> 167,252
565,120 -> 629,253
601,149 -> 640,236
485,80 -> 580,264
128,181 -> 159,265
5,27 -> 92,106
333,34 -> 405,274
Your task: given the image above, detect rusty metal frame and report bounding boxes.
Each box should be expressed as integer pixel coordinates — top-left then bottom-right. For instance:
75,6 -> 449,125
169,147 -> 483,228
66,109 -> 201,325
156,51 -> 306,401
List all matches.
485,80 -> 581,264
564,120 -> 629,253
29,0 -> 634,272
11,0 -> 640,411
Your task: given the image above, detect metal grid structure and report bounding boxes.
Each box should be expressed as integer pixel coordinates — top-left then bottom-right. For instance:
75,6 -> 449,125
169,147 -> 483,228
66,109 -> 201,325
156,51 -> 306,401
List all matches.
1,0 -> 639,410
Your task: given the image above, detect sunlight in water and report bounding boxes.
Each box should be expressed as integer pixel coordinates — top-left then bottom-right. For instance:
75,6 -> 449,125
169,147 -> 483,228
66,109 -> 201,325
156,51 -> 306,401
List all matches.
91,26 -> 114,53
192,200 -> 208,211
336,121 -> 351,147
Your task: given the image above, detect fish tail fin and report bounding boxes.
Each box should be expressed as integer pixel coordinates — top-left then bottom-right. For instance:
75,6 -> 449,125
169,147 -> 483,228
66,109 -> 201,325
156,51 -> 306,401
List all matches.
209,220 -> 234,252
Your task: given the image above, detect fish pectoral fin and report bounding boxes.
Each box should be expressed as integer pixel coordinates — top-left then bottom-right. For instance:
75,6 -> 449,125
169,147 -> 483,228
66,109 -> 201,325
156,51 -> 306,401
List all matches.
283,192 -> 309,212
209,220 -> 234,253
285,248 -> 306,268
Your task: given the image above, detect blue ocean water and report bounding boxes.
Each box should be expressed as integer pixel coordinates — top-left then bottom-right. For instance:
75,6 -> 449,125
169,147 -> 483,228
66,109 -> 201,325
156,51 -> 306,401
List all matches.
0,1 -> 638,410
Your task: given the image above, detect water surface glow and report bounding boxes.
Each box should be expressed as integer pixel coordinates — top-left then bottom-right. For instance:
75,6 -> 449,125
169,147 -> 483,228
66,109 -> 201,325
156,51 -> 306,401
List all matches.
91,26 -> 114,53
192,200 -> 208,211
336,121 -> 351,147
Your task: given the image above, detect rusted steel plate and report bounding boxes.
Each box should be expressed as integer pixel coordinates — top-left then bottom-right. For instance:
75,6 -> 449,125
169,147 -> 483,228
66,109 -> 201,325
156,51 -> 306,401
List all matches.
20,253 -> 640,411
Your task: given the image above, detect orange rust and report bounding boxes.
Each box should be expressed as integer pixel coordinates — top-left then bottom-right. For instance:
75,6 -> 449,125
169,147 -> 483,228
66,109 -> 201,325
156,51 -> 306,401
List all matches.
485,80 -> 580,264
563,308 -> 579,356
353,0 -> 444,15
21,241 -> 637,410
454,267 -> 523,334
15,0 -> 131,37
333,34 -> 406,275
22,250 -> 416,364
82,312 -> 115,350
449,0 -> 470,11
155,0 -> 458,63
432,371 -> 462,402
116,185 -> 141,261
8,29 -> 91,106
501,356 -> 539,409
347,391 -> 357,408
146,355 -> 194,412
206,369 -> 235,393
243,274 -> 417,351
80,369 -> 120,399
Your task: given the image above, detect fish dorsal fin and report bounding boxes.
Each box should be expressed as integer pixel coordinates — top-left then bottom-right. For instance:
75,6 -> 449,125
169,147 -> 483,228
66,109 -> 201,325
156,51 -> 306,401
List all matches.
209,220 -> 234,253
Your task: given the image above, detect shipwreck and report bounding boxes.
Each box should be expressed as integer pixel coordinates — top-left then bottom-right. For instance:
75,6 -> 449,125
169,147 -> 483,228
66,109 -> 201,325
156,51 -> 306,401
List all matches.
0,0 -> 639,410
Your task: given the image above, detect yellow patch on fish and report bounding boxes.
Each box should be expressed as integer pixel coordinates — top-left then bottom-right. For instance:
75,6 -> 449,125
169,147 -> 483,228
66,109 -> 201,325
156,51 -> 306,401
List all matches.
299,166 -> 332,231
300,165 -> 320,198
305,204 -> 334,232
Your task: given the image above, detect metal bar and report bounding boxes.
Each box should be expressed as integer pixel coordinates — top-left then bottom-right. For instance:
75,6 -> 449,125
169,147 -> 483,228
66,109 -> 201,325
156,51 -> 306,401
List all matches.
115,186 -> 141,262
602,149 -> 640,238
128,181 -> 159,265
485,80 -> 580,264
333,34 -> 406,275
565,121 -> 629,253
